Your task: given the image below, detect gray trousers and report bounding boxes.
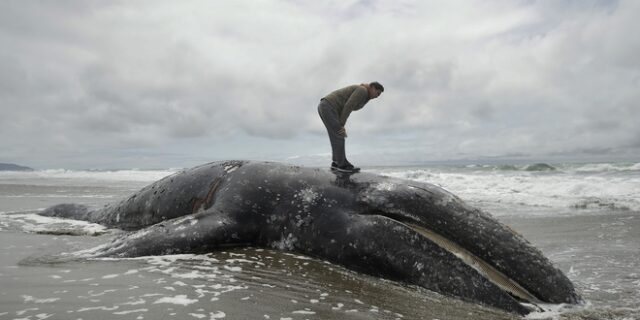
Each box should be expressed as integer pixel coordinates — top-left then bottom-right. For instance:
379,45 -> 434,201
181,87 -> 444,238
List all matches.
318,99 -> 347,166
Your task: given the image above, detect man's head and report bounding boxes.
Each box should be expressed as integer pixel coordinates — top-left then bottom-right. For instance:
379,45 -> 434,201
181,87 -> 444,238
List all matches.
368,81 -> 384,99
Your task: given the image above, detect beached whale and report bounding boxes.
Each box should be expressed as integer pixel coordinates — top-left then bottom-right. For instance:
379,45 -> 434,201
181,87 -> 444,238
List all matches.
40,161 -> 580,314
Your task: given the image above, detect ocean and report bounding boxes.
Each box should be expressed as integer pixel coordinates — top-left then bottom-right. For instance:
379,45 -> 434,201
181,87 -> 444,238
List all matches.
0,161 -> 638,320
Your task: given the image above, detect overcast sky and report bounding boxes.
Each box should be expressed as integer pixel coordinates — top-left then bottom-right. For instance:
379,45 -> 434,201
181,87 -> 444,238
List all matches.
1,0 -> 638,169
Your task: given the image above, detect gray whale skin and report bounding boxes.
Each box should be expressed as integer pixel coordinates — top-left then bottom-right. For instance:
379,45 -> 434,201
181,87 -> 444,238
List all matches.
41,161 -> 581,314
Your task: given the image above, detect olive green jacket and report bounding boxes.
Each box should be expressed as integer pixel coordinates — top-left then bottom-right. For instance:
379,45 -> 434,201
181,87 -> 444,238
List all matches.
322,85 -> 370,126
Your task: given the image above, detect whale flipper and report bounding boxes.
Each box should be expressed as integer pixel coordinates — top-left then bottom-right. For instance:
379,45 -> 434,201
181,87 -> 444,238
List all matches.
81,210 -> 257,258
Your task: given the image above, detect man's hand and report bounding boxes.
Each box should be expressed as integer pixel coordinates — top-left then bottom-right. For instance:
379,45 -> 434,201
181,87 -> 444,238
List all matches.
338,127 -> 347,137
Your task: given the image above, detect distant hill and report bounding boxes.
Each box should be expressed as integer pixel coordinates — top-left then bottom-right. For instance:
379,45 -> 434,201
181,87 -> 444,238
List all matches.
0,163 -> 34,171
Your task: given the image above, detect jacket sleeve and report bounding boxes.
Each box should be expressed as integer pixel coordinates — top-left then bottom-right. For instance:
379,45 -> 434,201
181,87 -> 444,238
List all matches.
339,86 -> 369,126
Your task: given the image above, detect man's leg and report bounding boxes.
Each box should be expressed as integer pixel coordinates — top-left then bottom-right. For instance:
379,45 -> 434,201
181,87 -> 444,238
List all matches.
318,101 -> 347,167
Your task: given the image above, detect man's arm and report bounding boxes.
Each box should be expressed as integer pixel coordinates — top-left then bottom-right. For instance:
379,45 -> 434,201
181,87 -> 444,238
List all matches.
339,86 -> 369,126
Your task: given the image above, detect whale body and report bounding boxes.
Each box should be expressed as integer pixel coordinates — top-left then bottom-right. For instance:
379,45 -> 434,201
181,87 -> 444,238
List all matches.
40,161 -> 581,314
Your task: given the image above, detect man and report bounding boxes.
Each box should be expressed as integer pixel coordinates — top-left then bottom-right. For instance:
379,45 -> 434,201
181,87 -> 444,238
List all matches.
318,82 -> 384,173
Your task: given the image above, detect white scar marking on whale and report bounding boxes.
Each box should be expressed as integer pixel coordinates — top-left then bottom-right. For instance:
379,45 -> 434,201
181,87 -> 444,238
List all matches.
224,165 -> 239,173
272,233 -> 297,250
297,187 -> 319,205
375,182 -> 398,191
172,216 -> 197,226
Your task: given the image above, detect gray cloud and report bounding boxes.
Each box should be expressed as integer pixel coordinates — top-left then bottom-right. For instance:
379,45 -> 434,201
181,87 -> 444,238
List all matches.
0,0 -> 638,169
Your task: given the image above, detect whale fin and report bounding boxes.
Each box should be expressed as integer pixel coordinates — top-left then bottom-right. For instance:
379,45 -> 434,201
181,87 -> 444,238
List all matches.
76,209 -> 257,258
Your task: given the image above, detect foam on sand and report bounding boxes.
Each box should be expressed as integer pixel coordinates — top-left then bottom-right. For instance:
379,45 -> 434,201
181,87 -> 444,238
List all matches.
153,295 -> 198,306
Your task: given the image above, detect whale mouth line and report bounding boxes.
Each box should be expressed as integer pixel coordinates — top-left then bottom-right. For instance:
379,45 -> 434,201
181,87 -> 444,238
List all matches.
379,214 -> 543,306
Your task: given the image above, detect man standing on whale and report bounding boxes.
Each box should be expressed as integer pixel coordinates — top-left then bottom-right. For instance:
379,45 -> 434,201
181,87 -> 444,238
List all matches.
318,82 -> 384,173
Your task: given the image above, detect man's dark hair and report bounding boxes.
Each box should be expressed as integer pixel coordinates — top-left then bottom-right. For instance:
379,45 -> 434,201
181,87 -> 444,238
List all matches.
370,82 -> 384,92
